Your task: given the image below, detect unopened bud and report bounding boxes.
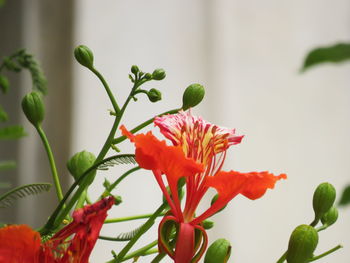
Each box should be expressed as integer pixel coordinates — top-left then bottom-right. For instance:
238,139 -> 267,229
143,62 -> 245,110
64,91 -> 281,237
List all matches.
0,75 -> 9,94
286,225 -> 318,263
182,83 -> 205,110
131,65 -> 139,75
147,88 -> 162,102
202,220 -> 214,230
313,182 -> 336,219
152,68 -> 166,80
321,206 -> 338,227
67,150 -> 96,185
74,45 -> 94,69
114,195 -> 122,205
204,238 -> 231,263
21,91 -> 45,126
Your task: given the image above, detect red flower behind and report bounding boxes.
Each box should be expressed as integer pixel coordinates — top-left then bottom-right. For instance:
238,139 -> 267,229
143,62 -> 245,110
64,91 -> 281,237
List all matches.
0,196 -> 114,263
122,110 -> 286,263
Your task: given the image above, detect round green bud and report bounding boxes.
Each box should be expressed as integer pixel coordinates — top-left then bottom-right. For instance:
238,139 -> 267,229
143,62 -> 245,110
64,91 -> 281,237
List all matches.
286,225 -> 318,263
147,88 -> 162,102
204,238 -> 231,263
0,75 -> 9,94
144,73 -> 153,80
313,182 -> 336,219
131,65 -> 139,75
321,206 -> 338,227
182,83 -> 205,110
114,195 -> 122,205
21,91 -> 45,126
152,68 -> 166,80
74,45 -> 94,69
67,150 -> 96,184
202,220 -> 214,230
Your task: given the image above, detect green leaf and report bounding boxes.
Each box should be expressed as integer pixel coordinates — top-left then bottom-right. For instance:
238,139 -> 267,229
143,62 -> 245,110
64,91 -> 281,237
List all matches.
0,183 -> 51,208
97,154 -> 136,171
99,223 -> 145,242
0,105 -> 8,122
0,0 -> 5,7
338,185 -> 350,206
302,43 -> 350,72
0,125 -> 27,140
0,161 -> 16,171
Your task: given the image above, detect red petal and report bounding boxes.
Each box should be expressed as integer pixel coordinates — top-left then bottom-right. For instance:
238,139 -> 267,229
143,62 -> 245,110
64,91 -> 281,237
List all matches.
0,225 -> 41,263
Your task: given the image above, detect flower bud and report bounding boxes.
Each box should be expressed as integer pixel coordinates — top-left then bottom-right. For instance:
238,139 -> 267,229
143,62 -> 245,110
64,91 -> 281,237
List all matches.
114,195 -> 122,205
313,182 -> 336,219
21,91 -> 45,126
74,45 -> 94,69
131,65 -> 139,75
182,83 -> 205,110
147,88 -> 162,102
204,238 -> 231,263
152,68 -> 166,80
321,206 -> 338,227
202,220 -> 214,230
286,225 -> 318,263
67,150 -> 96,185
0,75 -> 9,94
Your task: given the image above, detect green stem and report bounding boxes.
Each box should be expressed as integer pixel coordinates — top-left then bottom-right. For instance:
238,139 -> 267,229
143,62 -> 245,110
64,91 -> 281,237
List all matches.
105,212 -> 165,224
110,203 -> 167,262
36,125 -> 63,202
100,167 -> 140,199
121,240 -> 158,261
309,244 -> 342,262
112,108 -> 180,145
151,253 -> 166,263
91,67 -> 120,113
75,189 -> 87,209
276,251 -> 287,263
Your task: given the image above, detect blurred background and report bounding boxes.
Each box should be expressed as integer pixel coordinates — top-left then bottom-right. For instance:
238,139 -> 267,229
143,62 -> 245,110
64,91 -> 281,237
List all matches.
0,0 -> 350,262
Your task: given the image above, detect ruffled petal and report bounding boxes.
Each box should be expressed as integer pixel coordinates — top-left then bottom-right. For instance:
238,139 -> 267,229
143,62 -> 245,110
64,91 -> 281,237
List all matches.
0,224 -> 41,263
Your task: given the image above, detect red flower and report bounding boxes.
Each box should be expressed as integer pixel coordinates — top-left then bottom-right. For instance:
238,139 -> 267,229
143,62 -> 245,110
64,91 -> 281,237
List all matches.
122,110 -> 286,263
0,196 -> 114,263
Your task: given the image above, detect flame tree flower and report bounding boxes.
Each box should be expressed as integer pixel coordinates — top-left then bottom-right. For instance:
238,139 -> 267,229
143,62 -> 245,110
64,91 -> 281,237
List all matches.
0,196 -> 114,263
121,110 -> 286,263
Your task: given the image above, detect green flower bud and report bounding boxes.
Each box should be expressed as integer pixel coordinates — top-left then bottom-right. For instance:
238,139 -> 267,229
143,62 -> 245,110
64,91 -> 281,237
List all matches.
182,83 -> 205,110
21,91 -> 45,126
286,225 -> 318,263
74,45 -> 94,69
144,73 -> 152,80
147,88 -> 162,102
131,65 -> 139,75
204,238 -> 231,263
114,195 -> 122,205
313,182 -> 336,219
67,150 -> 96,185
202,220 -> 214,230
0,75 -> 9,94
152,68 -> 166,80
321,206 -> 338,227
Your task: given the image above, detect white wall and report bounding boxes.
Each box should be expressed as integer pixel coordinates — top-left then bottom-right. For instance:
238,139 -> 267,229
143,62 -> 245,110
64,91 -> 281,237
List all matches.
73,1 -> 350,262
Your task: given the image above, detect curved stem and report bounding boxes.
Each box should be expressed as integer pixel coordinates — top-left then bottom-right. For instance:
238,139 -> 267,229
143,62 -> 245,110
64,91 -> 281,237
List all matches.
104,212 -> 165,224
91,67 -> 120,113
121,240 -> 158,261
100,166 -> 140,199
112,108 -> 180,145
276,252 -> 287,263
36,125 -> 63,202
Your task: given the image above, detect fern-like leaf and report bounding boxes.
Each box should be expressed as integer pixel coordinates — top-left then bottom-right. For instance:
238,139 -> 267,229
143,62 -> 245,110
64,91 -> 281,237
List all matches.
0,183 -> 51,208
97,154 -> 136,171
99,223 -> 145,242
